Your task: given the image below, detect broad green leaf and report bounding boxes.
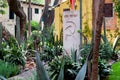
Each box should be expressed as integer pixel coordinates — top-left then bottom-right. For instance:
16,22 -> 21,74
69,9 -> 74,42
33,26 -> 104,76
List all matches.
71,48 -> 77,62
58,56 -> 65,80
75,60 -> 87,80
36,53 -> 50,80
112,36 -> 120,52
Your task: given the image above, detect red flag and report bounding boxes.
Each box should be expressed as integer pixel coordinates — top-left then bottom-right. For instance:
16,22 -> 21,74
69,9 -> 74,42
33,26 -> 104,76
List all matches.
70,0 -> 76,10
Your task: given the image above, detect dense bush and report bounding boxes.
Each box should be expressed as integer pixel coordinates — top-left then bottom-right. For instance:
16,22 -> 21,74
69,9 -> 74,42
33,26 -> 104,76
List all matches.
0,60 -> 20,78
80,43 -> 112,79
0,37 -> 26,66
98,59 -> 111,80
99,43 -> 112,60
81,43 -> 113,61
48,56 -> 82,80
26,21 -> 39,31
113,0 -> 120,18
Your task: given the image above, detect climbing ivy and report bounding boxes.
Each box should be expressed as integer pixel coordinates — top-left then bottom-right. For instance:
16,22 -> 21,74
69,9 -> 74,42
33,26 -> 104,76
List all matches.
113,0 -> 120,18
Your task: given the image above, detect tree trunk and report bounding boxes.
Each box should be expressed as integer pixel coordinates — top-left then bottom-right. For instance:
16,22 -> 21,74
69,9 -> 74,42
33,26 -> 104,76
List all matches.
91,0 -> 105,80
39,0 -> 59,27
0,22 -> 2,49
87,0 -> 96,79
16,16 -> 21,45
28,0 -> 31,36
7,0 -> 26,41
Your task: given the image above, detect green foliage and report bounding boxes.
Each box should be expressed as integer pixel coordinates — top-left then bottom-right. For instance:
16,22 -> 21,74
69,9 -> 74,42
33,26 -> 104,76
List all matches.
42,27 -> 56,45
83,20 -> 92,38
0,0 -> 7,14
27,26 -> 63,61
40,41 -> 63,61
3,44 -> 26,66
112,36 -> 120,54
105,29 -> 120,43
26,21 -> 39,31
0,9 -> 5,14
99,42 -> 113,60
0,0 -> 7,8
31,21 -> 39,30
0,60 -> 20,78
80,43 -> 112,79
39,26 -> 62,61
80,44 -> 91,58
36,53 -> 50,80
81,42 -> 113,61
48,56 -> 81,80
113,0 -> 120,18
0,37 -> 26,66
71,48 -> 77,62
31,0 -> 44,4
75,60 -> 87,80
107,62 -> 120,80
98,59 -> 111,79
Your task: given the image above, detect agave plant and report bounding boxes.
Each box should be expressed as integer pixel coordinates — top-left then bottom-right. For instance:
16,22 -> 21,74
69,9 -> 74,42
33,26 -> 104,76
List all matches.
0,76 -> 7,80
48,49 -> 82,80
112,36 -> 120,55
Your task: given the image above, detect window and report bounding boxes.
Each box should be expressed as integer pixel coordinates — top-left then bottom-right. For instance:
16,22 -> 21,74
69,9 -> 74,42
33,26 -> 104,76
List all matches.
104,3 -> 113,17
9,8 -> 14,19
28,8 -> 32,20
63,8 -> 70,11
35,8 -> 39,14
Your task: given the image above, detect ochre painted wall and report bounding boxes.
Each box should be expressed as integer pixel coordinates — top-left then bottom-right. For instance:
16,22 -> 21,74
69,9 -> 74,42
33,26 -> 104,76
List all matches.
54,0 -> 92,40
54,0 -> 118,42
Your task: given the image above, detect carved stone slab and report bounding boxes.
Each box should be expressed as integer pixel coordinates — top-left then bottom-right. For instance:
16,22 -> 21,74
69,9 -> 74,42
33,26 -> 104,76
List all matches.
63,10 -> 80,55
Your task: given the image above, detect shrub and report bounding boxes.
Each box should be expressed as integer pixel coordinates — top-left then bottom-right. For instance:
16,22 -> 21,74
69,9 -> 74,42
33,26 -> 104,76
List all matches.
99,43 -> 112,60
26,21 -> 39,31
0,60 -> 20,78
48,56 -> 81,80
0,37 -> 26,66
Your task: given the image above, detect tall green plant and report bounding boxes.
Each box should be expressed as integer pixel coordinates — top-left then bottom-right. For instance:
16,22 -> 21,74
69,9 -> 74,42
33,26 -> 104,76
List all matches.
0,37 -> 26,66
36,52 -> 50,80
83,20 -> 92,39
26,21 -> 39,31
112,36 -> 120,53
75,60 -> 87,80
48,55 -> 82,80
0,60 -> 20,78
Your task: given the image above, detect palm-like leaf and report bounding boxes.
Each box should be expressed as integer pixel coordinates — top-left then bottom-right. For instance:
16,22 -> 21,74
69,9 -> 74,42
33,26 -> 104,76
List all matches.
58,56 -> 65,80
36,52 -> 50,80
112,36 -> 120,53
75,60 -> 87,80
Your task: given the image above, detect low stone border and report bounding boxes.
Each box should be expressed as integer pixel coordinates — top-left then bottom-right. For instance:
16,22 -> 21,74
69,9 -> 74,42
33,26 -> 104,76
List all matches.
8,68 -> 36,80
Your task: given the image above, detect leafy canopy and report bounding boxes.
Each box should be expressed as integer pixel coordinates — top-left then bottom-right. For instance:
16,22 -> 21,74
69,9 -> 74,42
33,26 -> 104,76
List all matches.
113,0 -> 120,18
31,0 -> 44,4
0,0 -> 7,14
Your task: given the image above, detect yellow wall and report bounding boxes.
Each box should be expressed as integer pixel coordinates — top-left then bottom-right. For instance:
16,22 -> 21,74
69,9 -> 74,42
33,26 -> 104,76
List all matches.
54,0 -> 120,44
54,0 -> 92,40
